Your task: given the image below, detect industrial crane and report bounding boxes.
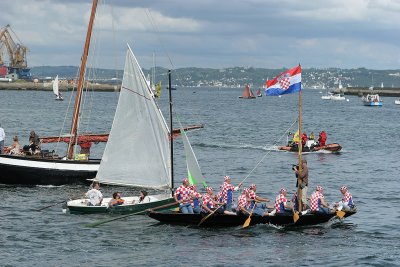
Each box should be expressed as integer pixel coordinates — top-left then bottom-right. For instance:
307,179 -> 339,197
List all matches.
0,24 -> 30,79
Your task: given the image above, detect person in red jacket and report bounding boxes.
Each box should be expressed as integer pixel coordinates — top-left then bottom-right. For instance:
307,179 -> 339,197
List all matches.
318,131 -> 327,146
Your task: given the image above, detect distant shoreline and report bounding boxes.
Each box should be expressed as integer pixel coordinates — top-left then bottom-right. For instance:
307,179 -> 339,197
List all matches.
334,87 -> 400,97
0,82 -> 121,92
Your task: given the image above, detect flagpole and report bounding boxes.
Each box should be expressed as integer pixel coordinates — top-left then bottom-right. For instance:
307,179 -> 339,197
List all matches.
297,67 -> 303,213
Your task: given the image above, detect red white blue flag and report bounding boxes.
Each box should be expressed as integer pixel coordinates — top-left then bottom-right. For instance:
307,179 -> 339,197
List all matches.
265,65 -> 302,96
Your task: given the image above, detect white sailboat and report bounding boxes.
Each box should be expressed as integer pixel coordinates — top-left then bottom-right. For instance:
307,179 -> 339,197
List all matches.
68,45 -> 204,214
53,75 -> 63,101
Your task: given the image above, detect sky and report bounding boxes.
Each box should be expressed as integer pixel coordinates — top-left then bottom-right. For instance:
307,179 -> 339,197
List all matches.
1,0 -> 400,70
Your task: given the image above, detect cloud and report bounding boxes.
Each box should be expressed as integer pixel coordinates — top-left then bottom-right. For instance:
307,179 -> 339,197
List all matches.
1,0 -> 400,69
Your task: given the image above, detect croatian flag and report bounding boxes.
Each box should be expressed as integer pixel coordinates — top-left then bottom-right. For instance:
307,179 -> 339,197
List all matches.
265,65 -> 302,96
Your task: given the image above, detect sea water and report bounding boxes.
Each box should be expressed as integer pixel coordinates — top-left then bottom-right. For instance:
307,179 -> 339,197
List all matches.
0,88 -> 399,266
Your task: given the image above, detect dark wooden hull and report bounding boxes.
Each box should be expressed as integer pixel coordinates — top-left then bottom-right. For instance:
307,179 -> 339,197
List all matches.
278,143 -> 342,153
0,155 -> 99,185
147,210 -> 356,227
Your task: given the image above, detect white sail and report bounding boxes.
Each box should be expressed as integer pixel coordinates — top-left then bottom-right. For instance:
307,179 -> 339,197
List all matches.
53,75 -> 59,96
179,120 -> 206,188
96,45 -> 171,189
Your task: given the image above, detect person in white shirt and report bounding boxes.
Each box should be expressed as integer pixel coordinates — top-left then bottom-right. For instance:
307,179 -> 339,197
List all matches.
85,181 -> 103,206
0,124 -> 5,154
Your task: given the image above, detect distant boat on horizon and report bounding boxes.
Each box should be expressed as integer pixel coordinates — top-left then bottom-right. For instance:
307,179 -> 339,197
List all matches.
238,84 -> 256,99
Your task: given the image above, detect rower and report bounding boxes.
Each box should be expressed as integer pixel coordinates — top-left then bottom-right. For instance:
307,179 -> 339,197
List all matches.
217,175 -> 242,212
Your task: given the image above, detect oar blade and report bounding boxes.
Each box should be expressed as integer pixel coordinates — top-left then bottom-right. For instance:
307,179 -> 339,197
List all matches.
293,212 -> 299,223
243,217 -> 251,228
336,210 -> 345,219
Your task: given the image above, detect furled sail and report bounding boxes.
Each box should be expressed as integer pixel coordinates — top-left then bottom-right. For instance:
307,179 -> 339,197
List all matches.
96,45 -> 171,189
53,75 -> 59,96
178,119 -> 207,188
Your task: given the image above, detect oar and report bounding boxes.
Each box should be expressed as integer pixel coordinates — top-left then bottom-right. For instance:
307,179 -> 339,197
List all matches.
242,204 -> 257,228
198,205 -> 223,226
35,200 -> 70,212
35,194 -> 84,212
336,210 -> 346,219
293,211 -> 299,223
85,201 -> 178,228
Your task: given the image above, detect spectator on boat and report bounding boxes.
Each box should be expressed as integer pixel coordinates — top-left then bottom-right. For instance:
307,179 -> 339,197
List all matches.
79,141 -> 92,156
174,178 -> 194,214
318,131 -> 327,146
335,186 -> 354,211
310,186 -> 331,214
24,130 -> 41,154
86,181 -> 103,206
201,186 -> 224,214
301,132 -> 308,146
133,190 -> 150,204
9,136 -> 22,155
218,175 -> 243,212
274,188 -> 293,214
108,192 -> 125,207
189,185 -> 202,214
309,132 -> 315,140
0,123 -> 5,154
293,159 -> 309,211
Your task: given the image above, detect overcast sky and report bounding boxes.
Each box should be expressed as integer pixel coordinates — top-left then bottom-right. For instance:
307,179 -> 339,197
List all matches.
1,0 -> 400,70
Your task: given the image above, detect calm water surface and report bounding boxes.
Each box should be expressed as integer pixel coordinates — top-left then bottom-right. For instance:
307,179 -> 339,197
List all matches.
0,88 -> 399,266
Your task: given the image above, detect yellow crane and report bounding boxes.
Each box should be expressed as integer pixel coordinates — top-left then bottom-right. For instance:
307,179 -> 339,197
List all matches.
0,24 -> 30,78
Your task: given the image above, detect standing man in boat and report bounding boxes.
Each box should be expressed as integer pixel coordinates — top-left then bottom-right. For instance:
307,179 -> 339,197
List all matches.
0,123 -> 5,154
218,175 -> 243,212
293,159 -> 309,211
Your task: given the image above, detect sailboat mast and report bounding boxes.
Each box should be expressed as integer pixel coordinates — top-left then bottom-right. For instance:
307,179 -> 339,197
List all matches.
168,70 -> 174,192
67,0 -> 98,159
297,88 -> 303,212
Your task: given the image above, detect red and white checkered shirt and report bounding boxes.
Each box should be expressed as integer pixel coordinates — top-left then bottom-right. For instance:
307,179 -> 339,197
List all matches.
310,191 -> 324,211
218,181 -> 235,203
248,190 -> 256,200
190,191 -> 202,207
342,192 -> 352,203
202,193 -> 214,209
174,185 -> 192,204
275,193 -> 287,213
237,193 -> 249,210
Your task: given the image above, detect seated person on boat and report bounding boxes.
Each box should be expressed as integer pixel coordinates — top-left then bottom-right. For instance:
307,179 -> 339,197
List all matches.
274,188 -> 294,215
108,192 -> 125,207
236,188 -> 252,215
217,175 -> 242,212
132,190 -> 150,204
249,183 -> 270,210
310,186 -> 332,214
23,130 -> 41,155
174,178 -> 194,214
201,186 -> 225,214
9,135 -> 22,155
189,185 -> 202,214
85,181 -> 103,206
334,186 -> 355,211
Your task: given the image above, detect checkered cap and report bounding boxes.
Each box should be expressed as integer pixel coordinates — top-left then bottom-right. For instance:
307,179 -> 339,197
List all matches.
340,186 -> 347,191
206,186 -> 213,192
224,175 -> 230,182
182,178 -> 189,184
280,188 -> 287,194
316,185 -> 323,192
250,184 -> 256,190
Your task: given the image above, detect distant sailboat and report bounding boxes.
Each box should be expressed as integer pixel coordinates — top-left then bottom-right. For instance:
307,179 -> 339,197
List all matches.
53,75 -> 63,101
256,88 -> 262,97
238,84 -> 256,99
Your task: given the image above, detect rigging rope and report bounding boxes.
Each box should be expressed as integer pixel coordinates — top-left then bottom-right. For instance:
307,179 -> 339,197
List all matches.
239,118 -> 298,185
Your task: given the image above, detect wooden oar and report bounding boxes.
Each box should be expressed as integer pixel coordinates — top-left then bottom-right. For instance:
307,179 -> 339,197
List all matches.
85,201 -> 178,228
293,211 -> 299,223
35,194 -> 84,212
336,210 -> 346,219
242,204 -> 257,228
35,200 -> 69,212
198,205 -> 222,226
